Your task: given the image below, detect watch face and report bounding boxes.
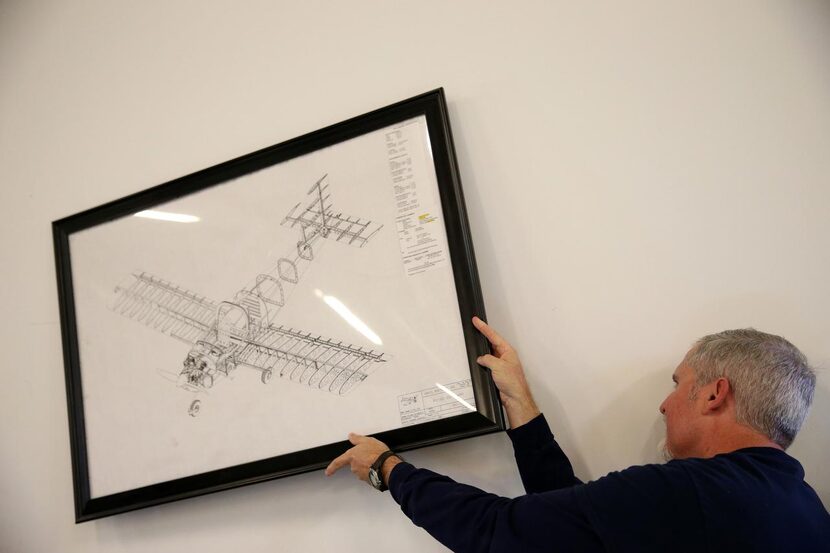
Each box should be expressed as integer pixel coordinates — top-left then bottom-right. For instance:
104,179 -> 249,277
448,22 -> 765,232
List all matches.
368,469 -> 381,489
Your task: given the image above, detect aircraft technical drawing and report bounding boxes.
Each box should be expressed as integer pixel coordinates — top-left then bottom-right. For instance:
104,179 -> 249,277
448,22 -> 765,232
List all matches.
109,174 -> 386,414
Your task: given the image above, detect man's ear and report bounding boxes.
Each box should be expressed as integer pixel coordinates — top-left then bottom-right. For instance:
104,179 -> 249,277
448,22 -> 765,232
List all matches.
703,377 -> 730,413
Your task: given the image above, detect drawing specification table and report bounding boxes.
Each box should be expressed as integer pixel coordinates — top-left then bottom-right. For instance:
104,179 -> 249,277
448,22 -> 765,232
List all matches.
385,119 -> 448,277
398,379 -> 475,426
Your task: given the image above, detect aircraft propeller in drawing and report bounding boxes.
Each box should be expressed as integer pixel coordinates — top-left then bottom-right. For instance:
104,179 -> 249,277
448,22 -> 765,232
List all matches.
109,175 -> 385,414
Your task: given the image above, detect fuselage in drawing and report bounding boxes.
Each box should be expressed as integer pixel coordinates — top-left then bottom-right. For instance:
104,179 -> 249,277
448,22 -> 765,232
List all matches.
109,175 -> 386,412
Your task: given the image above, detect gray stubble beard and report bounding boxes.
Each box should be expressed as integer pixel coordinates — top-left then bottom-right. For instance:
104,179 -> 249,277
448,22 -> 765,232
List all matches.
658,436 -> 674,462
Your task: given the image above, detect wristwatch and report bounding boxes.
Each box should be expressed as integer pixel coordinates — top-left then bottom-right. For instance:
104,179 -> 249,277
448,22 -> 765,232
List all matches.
368,450 -> 402,492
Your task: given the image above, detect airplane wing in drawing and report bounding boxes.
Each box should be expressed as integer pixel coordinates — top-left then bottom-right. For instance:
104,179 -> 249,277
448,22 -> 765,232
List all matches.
230,324 -> 386,396
109,272 -> 216,345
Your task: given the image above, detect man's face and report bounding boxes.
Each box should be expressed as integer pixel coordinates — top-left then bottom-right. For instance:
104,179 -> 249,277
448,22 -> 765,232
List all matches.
659,357 -> 703,460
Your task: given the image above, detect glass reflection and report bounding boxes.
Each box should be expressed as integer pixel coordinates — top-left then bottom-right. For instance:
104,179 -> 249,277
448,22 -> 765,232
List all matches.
134,210 -> 200,223
436,382 -> 475,412
314,289 -> 382,345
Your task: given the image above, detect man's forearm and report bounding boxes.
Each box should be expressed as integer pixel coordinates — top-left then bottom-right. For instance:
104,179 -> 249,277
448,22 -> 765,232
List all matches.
507,413 -> 582,492
504,395 -> 541,429
388,462 -> 603,553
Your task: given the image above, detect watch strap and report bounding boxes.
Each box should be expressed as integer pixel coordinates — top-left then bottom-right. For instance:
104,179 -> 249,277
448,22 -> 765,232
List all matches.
370,450 -> 400,492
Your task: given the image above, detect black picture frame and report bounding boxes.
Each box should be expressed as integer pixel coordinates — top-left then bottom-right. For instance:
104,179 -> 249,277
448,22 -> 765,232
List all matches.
53,88 -> 505,522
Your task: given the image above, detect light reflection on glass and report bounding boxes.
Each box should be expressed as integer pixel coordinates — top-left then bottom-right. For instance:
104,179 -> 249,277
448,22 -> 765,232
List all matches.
435,382 -> 475,412
314,289 -> 382,345
134,210 -> 200,223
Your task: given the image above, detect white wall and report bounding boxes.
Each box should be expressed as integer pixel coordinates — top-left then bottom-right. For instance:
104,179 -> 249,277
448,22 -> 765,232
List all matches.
1,1 -> 828,551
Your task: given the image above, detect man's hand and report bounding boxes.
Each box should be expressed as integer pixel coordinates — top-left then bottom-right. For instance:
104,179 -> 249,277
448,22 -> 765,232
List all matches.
473,316 -> 540,429
325,433 -> 400,485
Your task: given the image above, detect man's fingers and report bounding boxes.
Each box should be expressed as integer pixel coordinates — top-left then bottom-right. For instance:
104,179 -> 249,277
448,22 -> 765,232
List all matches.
325,450 -> 352,476
326,434 -> 367,475
476,353 -> 508,372
348,432 -> 368,445
472,316 -> 510,352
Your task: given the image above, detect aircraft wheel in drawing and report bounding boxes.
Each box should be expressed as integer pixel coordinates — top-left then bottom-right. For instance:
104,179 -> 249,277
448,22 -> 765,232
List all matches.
202,373 -> 214,388
261,369 -> 273,384
188,400 -> 201,417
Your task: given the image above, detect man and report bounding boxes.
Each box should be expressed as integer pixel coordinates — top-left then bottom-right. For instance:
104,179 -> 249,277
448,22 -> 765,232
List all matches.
326,317 -> 829,552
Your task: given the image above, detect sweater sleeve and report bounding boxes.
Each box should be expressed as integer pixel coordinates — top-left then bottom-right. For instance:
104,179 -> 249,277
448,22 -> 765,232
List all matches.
506,413 -> 582,493
388,462 -> 604,553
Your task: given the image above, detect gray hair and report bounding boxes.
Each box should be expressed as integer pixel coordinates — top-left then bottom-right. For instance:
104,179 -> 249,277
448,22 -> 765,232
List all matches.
685,329 -> 815,450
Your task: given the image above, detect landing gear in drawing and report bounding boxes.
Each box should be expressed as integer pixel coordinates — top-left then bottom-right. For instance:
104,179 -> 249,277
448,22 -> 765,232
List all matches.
188,399 -> 201,417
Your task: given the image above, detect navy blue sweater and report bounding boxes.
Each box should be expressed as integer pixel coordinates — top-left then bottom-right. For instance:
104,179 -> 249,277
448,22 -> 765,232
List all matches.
389,414 -> 830,552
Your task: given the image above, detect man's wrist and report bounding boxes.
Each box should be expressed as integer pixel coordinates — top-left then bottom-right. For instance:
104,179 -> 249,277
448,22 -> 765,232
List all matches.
381,455 -> 403,487
505,397 -> 541,429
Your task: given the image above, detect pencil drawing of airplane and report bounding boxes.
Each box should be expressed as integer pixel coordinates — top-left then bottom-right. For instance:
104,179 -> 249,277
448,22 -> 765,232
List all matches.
109,175 -> 386,415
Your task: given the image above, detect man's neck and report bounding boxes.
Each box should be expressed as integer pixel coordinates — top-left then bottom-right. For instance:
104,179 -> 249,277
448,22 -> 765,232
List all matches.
698,423 -> 783,458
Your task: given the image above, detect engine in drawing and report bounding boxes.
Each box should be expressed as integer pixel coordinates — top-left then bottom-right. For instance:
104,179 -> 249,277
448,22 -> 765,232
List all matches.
109,175 -> 385,413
